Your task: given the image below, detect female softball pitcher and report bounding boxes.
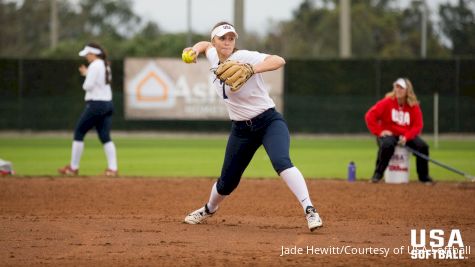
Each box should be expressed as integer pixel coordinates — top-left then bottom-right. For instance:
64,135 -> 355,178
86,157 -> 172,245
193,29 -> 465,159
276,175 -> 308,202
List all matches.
58,43 -> 118,177
182,22 -> 323,231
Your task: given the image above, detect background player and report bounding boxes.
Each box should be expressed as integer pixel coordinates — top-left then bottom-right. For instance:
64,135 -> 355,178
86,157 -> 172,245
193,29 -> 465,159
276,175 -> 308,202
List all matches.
365,78 -> 433,184
58,43 -> 118,177
181,22 -> 323,231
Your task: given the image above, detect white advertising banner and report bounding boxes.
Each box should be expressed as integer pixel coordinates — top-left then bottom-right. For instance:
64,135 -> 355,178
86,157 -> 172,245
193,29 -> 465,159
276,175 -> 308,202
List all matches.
124,58 -> 284,120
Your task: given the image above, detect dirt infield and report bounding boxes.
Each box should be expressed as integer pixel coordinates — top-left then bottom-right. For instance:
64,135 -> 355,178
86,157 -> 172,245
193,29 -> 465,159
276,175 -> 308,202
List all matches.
1,177 -> 474,266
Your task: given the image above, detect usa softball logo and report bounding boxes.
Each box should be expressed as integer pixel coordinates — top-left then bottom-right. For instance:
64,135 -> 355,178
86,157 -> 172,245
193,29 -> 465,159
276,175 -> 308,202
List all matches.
409,229 -> 471,260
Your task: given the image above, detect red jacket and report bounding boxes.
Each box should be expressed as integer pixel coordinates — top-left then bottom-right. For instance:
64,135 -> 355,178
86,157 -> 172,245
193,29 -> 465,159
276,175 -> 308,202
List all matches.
365,97 -> 423,141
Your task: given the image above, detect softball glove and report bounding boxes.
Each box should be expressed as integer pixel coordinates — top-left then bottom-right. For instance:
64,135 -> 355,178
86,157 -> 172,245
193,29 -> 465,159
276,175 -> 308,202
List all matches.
215,60 -> 254,92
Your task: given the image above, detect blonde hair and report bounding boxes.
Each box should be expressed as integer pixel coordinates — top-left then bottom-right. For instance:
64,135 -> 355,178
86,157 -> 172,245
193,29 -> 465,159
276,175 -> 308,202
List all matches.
385,78 -> 419,106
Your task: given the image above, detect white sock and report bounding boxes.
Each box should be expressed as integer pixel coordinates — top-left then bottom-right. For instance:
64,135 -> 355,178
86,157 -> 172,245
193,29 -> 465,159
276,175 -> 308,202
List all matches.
70,141 -> 84,170
206,182 -> 226,213
280,167 -> 314,211
103,141 -> 118,171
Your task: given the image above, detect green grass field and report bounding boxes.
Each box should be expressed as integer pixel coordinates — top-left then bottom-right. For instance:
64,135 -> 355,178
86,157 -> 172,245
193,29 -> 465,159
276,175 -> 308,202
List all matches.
1,134 -> 474,182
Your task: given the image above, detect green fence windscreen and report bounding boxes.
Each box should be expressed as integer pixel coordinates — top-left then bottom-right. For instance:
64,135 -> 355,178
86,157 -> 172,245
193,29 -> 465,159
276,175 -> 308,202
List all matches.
1,58 -> 474,133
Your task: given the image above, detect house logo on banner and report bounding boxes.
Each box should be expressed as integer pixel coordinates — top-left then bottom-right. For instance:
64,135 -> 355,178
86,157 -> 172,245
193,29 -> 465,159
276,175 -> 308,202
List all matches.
124,58 -> 284,120
127,62 -> 175,109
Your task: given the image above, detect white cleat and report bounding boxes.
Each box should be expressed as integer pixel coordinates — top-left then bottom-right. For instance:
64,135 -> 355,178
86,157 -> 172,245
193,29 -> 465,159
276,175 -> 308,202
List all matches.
306,206 -> 323,231
184,204 -> 215,224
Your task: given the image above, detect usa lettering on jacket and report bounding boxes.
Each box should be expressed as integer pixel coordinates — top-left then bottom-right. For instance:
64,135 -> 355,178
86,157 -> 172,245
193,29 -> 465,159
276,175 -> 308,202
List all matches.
391,109 -> 410,126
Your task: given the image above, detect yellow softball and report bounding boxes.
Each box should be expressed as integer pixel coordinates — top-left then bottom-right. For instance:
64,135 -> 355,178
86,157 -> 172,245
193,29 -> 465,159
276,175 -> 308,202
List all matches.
182,50 -> 195,63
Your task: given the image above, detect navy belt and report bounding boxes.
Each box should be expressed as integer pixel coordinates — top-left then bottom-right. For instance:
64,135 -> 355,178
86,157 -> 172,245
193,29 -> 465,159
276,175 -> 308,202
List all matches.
233,108 -> 275,127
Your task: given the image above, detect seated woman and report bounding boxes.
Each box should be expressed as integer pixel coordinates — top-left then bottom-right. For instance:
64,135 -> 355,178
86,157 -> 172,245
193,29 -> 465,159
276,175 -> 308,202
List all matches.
365,78 -> 433,184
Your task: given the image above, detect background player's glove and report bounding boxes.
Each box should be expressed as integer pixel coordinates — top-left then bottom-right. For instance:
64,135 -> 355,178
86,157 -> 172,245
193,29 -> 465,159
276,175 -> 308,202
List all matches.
215,60 -> 254,92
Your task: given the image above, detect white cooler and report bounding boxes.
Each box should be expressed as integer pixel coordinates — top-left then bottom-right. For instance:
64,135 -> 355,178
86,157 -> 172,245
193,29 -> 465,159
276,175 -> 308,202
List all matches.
384,146 -> 410,183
